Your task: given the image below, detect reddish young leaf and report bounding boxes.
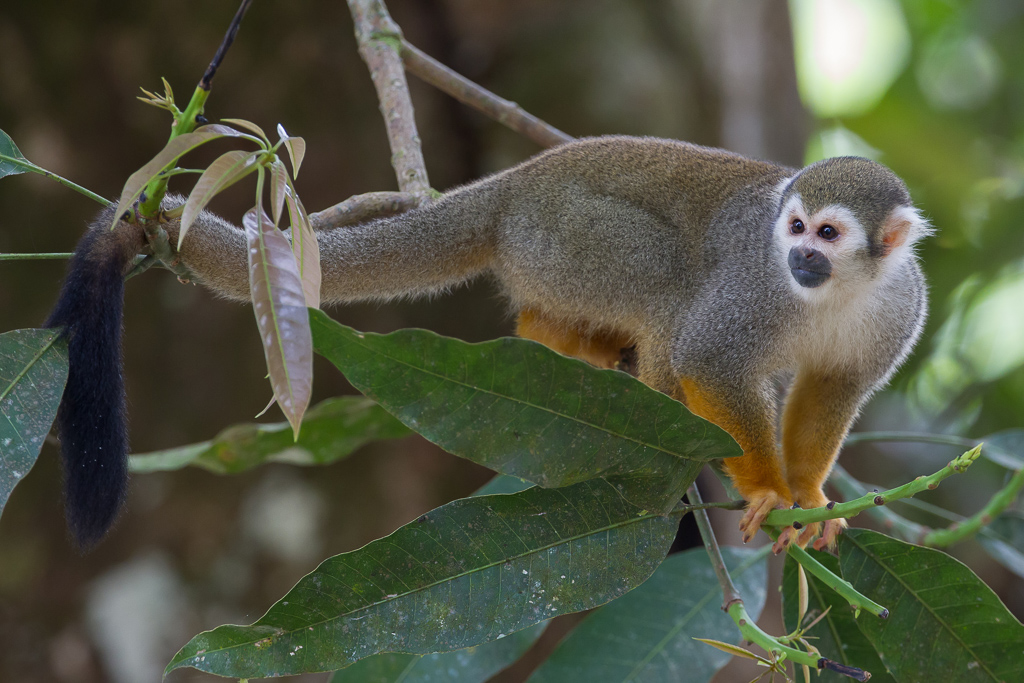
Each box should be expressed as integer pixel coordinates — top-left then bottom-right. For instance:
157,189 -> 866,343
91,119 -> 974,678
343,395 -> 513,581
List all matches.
284,183 -> 321,308
112,124 -> 246,228
243,206 -> 313,437
179,150 -> 261,246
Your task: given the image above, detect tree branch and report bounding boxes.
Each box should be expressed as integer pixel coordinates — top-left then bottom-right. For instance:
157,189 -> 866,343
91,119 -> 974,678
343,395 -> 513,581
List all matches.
347,0 -> 431,197
309,191 -> 421,230
400,42 -> 573,149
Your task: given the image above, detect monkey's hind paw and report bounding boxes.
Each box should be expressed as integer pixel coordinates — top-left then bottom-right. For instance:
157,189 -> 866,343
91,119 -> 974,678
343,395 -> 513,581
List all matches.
738,491 -> 788,544
811,517 -> 848,551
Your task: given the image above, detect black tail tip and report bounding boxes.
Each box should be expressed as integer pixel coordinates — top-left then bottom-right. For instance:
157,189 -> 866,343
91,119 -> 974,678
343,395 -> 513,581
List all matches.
63,461 -> 128,549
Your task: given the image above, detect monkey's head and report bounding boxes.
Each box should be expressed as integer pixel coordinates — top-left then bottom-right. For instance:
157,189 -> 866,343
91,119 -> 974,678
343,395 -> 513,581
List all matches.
774,157 -> 932,299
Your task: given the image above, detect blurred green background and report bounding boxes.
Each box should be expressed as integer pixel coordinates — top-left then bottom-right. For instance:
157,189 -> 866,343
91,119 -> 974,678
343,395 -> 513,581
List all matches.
0,1 -> 1022,681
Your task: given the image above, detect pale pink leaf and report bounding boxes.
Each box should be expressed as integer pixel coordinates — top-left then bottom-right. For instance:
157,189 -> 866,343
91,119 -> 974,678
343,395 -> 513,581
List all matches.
179,150 -> 261,246
221,118 -> 267,141
277,124 -> 306,178
244,206 -> 313,437
284,185 -> 321,309
111,124 -> 245,229
268,160 -> 288,227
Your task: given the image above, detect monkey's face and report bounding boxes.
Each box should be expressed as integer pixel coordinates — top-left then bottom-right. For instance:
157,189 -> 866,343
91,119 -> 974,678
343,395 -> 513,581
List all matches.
774,195 -> 870,299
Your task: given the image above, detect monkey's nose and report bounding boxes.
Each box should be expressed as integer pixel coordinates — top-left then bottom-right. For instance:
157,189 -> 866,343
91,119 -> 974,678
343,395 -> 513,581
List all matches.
788,246 -> 832,288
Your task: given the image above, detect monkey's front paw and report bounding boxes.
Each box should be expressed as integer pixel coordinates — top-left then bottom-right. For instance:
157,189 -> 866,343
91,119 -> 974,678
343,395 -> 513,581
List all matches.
739,490 -> 789,544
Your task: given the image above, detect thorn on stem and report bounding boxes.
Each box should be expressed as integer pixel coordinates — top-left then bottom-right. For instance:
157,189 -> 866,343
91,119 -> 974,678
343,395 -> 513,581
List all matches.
873,495 -> 885,505
826,501 -> 836,510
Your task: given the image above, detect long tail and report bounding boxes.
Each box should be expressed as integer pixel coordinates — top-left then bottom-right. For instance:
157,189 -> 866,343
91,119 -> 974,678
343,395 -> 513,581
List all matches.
167,181 -> 505,305
45,211 -> 144,548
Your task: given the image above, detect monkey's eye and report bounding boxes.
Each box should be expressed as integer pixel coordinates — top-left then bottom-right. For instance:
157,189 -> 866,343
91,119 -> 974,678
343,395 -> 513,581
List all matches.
790,219 -> 805,234
818,224 -> 839,241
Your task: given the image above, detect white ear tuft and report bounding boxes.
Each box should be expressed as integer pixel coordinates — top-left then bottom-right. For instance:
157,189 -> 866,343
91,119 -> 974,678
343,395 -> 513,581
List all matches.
881,205 -> 933,256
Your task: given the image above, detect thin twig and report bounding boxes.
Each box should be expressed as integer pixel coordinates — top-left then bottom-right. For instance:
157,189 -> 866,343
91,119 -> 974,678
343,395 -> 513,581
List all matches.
201,0 -> 254,90
400,42 -> 573,149
347,0 -> 431,197
0,252 -> 74,261
923,464 -> 1023,547
767,444 -> 983,527
687,483 -> 741,609
309,191 -> 421,230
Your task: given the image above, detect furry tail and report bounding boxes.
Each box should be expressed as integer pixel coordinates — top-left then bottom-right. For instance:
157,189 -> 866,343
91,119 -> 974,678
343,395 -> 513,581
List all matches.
45,214 -> 143,547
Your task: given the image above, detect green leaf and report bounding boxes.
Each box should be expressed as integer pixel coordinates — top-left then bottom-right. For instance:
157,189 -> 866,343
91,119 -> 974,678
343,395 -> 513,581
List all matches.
782,550 -> 893,683
527,546 -> 768,683
128,397 -> 410,474
978,510 -> 1024,581
328,622 -> 545,683
839,529 -> 1024,682
0,128 -> 28,179
309,310 -> 740,513
0,329 -> 69,516
474,474 -> 533,496
981,430 -> 1024,470
166,478 -> 680,678
245,206 -> 313,437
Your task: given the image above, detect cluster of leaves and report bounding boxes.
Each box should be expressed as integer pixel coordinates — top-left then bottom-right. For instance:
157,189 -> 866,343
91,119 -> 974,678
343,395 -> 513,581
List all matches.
3,305 -> 1023,680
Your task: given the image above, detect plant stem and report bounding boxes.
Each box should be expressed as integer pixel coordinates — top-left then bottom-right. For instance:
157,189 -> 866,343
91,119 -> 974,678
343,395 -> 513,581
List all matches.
687,483 -> 740,608
0,154 -> 108,205
768,529 -> 888,618
844,431 -> 978,450
0,252 -> 74,261
767,444 -> 983,527
830,464 -> 929,543
923,465 -> 1024,547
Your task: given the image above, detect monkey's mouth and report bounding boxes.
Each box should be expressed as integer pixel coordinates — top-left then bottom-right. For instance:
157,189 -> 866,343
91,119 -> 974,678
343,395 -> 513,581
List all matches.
790,267 -> 831,288
788,246 -> 832,288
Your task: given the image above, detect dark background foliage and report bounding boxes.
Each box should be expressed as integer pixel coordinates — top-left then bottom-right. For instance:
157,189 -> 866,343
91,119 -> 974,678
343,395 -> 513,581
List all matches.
1,1 -> 1021,681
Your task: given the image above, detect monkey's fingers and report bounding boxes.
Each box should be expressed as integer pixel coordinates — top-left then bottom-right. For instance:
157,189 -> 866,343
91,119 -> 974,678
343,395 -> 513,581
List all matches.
811,518 -> 848,551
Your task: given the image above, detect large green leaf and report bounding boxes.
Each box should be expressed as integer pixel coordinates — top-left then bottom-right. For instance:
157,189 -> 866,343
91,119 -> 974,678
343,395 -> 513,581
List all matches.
166,478 -> 680,678
310,309 -> 739,513
328,622 -> 546,683
981,430 -> 1024,470
0,329 -> 69,516
326,474 -> 544,682
528,546 -> 768,683
978,510 -> 1024,581
128,397 -> 411,474
782,550 -> 893,683
0,128 -> 28,179
839,529 -> 1024,682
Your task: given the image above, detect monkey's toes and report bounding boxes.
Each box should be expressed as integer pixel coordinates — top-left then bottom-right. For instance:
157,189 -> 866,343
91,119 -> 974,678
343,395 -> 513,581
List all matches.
811,518 -> 848,551
773,525 -> 802,554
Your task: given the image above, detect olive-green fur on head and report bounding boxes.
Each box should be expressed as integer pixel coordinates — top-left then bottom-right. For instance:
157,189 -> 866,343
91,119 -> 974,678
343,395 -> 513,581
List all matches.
786,157 -> 914,256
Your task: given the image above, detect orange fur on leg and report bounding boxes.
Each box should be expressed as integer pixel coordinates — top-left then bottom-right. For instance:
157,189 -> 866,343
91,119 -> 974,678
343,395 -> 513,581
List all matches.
678,378 -> 792,544
516,308 -> 632,369
781,371 -> 862,548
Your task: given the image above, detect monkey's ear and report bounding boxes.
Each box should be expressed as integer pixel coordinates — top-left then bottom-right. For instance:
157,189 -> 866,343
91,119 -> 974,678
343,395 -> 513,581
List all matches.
880,205 -> 933,256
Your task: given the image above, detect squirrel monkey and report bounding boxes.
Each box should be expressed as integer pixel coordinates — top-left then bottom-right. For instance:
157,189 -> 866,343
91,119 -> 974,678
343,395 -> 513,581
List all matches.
47,136 -> 930,548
